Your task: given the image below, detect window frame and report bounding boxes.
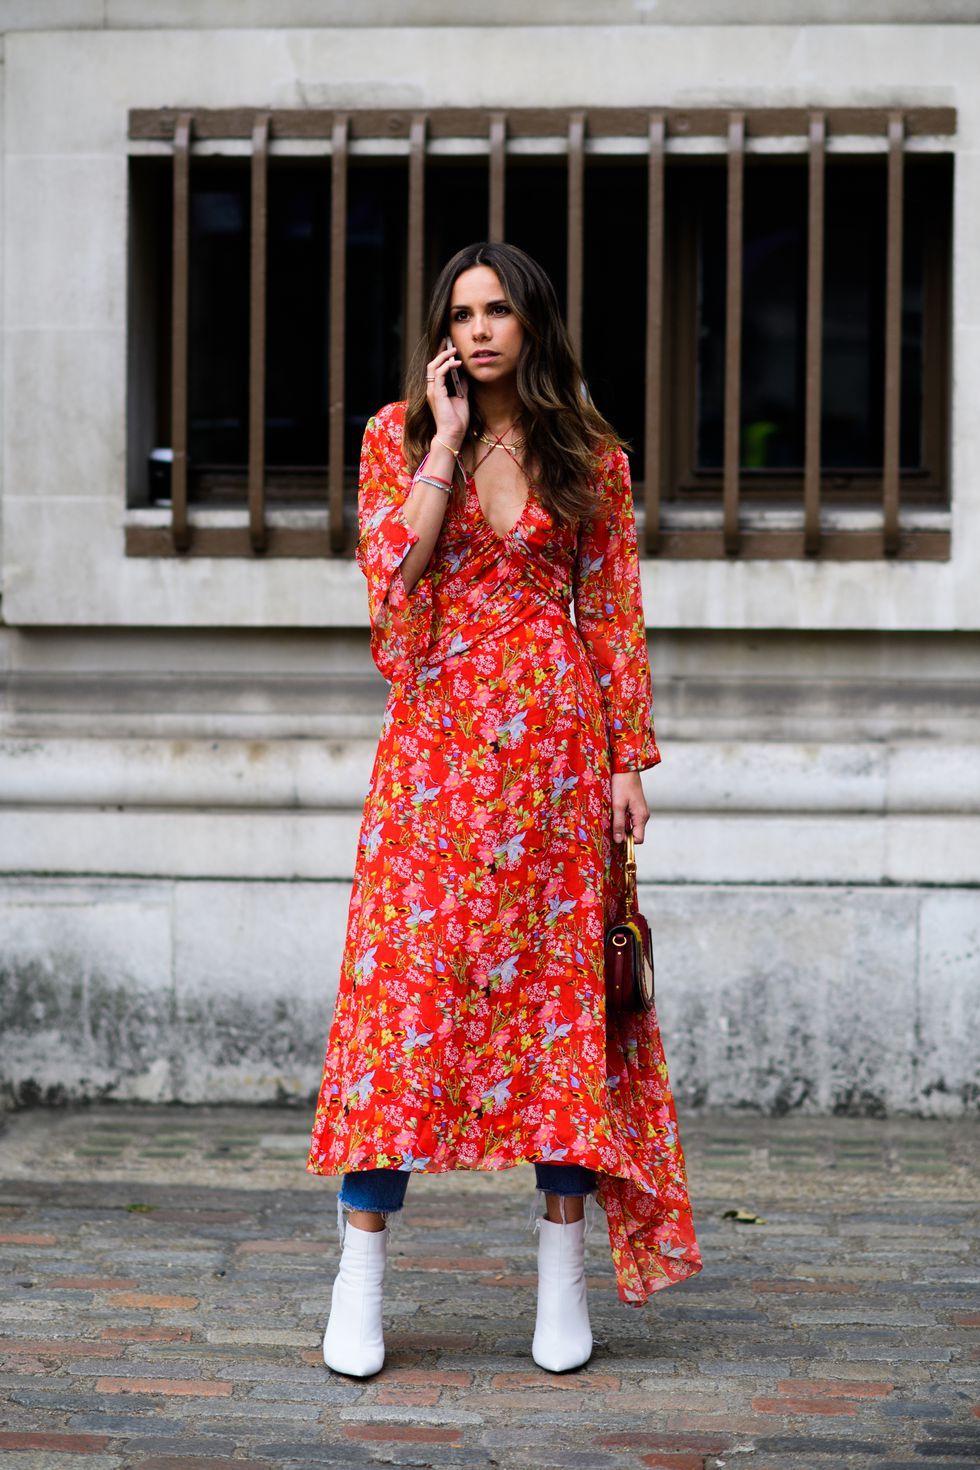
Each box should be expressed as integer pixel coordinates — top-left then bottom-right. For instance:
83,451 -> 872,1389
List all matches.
664,154 -> 952,498
125,105 -> 956,563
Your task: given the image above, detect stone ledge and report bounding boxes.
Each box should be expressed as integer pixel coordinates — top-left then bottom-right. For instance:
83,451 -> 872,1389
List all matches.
1,806 -> 977,883
3,2 -> 979,31
1,737 -> 978,815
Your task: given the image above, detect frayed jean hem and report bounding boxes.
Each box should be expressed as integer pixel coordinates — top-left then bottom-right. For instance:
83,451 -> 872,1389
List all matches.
335,1161 -> 600,1247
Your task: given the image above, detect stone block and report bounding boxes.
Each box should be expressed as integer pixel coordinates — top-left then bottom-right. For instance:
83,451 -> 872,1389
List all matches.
0,807 -> 363,880
4,156 -> 126,332
171,880 -> 349,1102
0,1 -> 104,28
0,737 -> 372,811
0,879 -> 174,1105
1,494 -> 367,627
886,817 -> 980,885
915,890 -> 980,1113
645,883 -> 918,1114
4,329 -> 124,501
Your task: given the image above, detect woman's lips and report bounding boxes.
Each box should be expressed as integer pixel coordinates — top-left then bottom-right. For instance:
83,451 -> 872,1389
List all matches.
471,352 -> 499,363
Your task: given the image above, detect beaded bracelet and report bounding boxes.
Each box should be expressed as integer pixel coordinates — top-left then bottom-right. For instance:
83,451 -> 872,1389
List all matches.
419,457 -> 452,485
413,450 -> 454,495
414,474 -> 452,495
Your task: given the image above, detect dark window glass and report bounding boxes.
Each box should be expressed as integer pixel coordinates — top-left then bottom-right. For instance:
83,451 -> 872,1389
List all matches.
506,161 -> 568,317
133,141 -> 949,511
187,164 -> 250,470
822,159 -> 928,472
696,157 -> 934,475
177,159 -> 410,498
582,159 -> 646,477
348,162 -> 408,462
424,160 -> 487,294
265,161 -> 329,472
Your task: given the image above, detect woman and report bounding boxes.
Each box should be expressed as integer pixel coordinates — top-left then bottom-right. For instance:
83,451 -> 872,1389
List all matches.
308,241 -> 701,1379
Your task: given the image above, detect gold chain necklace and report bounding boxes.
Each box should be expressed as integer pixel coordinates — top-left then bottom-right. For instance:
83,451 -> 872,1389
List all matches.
472,426 -> 526,456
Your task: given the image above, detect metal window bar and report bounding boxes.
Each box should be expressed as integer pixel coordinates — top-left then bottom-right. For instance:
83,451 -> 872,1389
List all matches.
489,112 -> 506,243
723,111 -> 744,558
127,105 -> 954,562
883,110 -> 905,557
566,112 -> 585,362
248,112 -> 269,554
644,112 -> 665,557
328,113 -> 349,557
804,111 -> 826,557
170,112 -> 191,554
404,113 -> 427,389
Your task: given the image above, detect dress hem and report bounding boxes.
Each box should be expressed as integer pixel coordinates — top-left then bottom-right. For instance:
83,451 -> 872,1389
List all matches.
305,1141 -> 703,1309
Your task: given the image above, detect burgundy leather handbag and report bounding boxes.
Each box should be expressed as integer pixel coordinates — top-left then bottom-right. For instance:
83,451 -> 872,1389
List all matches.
604,831 -> 655,1016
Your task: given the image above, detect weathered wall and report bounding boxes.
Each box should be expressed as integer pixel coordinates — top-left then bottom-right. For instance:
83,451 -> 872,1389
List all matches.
1,876 -> 976,1116
2,20 -> 979,630
1,6 -> 978,1113
1,626 -> 977,1114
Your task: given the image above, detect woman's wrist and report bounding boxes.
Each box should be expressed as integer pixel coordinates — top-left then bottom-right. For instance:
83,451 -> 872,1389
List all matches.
431,431 -> 463,455
426,434 -> 463,485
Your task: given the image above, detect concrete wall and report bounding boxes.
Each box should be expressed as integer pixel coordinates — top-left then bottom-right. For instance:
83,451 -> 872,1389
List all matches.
2,624 -> 977,1114
3,18 -> 980,630
1,4 -> 978,1113
2,874 -> 976,1116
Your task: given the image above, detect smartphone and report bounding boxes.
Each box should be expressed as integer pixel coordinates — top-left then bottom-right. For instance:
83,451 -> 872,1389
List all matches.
445,336 -> 464,397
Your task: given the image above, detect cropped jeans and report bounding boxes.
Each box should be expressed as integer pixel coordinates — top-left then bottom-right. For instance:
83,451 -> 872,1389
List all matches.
336,1162 -> 599,1246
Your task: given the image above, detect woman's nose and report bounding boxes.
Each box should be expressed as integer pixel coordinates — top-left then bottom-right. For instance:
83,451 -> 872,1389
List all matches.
472,315 -> 491,339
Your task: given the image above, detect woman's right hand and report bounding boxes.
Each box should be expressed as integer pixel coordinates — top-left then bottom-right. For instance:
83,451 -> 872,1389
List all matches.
426,342 -> 469,448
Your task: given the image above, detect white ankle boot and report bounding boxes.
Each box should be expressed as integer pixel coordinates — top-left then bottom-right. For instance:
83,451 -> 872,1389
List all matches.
531,1210 -> 593,1372
322,1214 -> 388,1377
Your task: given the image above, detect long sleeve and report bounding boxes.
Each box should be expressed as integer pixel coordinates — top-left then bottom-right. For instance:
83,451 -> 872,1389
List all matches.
572,445 -> 662,774
355,402 -> 435,683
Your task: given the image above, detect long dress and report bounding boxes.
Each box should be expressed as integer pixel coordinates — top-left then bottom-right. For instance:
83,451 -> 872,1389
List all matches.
307,400 -> 702,1307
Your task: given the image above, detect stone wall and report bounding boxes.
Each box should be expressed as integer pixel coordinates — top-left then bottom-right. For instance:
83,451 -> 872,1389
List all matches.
2,874 -> 976,1116
0,6 -> 977,1112
1,626 -> 976,1113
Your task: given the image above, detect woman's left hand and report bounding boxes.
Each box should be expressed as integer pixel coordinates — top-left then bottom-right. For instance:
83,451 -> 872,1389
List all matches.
611,771 -> 649,844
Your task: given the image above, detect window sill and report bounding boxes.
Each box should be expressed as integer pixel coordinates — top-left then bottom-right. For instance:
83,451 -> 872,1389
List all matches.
634,503 -> 950,560
125,502 -> 950,561
125,505 -> 345,558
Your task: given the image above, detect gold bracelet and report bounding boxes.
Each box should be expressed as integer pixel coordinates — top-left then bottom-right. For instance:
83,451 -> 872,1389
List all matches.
433,435 -> 462,461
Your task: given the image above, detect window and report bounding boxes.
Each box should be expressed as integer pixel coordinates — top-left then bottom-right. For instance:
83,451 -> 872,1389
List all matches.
126,106 -> 954,560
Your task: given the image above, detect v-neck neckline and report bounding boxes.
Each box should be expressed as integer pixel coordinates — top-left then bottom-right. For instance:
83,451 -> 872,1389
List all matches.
462,468 -> 533,543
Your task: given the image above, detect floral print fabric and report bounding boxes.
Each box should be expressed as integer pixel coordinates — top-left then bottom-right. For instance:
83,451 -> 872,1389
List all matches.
308,401 -> 702,1306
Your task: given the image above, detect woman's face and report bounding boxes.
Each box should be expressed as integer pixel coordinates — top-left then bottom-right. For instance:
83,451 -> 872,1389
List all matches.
447,265 -> 525,390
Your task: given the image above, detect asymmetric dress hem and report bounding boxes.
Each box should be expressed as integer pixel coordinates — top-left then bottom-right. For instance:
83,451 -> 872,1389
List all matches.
308,400 -> 702,1308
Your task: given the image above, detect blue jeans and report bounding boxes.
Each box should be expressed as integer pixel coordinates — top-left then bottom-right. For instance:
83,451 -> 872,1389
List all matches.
338,1162 -> 597,1216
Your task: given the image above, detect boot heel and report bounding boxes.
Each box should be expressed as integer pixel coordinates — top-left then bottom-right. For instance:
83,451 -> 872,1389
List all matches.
322,1217 -> 388,1377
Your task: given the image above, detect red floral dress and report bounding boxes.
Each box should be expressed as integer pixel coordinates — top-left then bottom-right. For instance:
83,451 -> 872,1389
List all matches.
308,400 -> 702,1307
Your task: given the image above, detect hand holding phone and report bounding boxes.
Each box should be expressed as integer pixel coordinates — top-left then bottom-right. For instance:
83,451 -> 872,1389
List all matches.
445,336 -> 464,397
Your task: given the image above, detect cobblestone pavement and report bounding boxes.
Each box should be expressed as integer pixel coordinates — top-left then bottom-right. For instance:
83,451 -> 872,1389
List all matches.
0,1107 -> 978,1470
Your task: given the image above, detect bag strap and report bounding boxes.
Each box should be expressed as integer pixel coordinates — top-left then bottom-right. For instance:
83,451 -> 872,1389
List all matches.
623,830 -> 638,919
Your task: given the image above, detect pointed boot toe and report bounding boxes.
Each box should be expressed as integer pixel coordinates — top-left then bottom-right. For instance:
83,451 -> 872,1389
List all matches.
322,1219 -> 388,1377
531,1214 -> 593,1373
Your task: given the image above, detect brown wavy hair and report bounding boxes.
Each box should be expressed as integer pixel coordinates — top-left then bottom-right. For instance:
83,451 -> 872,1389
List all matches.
402,242 -> 624,527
